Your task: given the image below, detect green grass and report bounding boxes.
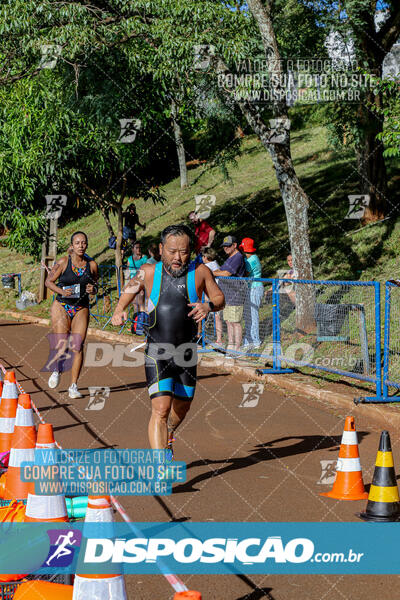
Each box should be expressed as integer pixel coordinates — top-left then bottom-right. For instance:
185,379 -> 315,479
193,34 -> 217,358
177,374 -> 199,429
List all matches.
0,124 -> 399,323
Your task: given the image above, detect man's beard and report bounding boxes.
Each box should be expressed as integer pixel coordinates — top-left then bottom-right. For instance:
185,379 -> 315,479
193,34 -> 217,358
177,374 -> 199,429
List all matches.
163,261 -> 189,278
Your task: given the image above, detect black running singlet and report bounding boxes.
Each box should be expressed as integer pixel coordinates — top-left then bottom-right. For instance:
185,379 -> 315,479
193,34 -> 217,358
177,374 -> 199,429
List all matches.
56,256 -> 92,307
144,261 -> 199,400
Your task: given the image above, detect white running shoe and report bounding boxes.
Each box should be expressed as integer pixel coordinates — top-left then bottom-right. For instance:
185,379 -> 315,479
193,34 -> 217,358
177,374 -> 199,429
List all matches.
68,383 -> 82,399
48,371 -> 60,389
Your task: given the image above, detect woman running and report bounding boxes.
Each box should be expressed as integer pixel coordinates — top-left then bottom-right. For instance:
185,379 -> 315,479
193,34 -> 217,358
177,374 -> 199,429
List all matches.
45,231 -> 98,398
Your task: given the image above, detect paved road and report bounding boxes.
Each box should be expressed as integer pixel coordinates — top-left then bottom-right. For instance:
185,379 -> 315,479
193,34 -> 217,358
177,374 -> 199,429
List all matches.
1,320 -> 398,599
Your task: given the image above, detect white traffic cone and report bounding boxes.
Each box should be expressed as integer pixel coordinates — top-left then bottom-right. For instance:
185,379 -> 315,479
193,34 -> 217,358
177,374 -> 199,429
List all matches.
73,496 -> 127,600
25,423 -> 68,522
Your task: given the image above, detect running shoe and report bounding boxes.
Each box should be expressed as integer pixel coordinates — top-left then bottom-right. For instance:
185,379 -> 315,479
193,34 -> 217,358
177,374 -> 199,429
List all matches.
48,371 -> 60,389
68,383 -> 82,399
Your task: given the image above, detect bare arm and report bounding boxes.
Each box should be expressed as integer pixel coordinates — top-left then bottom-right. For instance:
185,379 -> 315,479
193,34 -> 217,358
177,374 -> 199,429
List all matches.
188,265 -> 225,323
207,228 -> 215,246
213,269 -> 231,277
111,267 -> 147,325
45,257 -> 72,297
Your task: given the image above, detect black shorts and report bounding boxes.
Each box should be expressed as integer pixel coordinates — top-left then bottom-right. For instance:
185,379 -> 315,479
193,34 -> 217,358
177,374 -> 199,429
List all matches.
144,343 -> 197,401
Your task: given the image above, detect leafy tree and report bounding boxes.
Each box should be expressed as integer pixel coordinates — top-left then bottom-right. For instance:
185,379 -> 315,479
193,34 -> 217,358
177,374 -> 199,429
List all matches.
0,0 -> 323,328
308,0 -> 400,220
370,77 -> 400,159
0,46 -> 170,273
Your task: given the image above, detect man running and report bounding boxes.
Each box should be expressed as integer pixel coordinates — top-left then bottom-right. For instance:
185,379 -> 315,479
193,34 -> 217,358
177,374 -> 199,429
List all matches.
111,224 -> 225,453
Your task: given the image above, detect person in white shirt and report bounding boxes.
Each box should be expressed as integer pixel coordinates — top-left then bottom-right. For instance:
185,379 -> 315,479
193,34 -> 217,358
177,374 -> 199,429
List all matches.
201,247 -> 223,346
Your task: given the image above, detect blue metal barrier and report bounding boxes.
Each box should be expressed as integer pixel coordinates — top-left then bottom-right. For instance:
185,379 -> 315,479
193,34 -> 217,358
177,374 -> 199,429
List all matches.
260,278 -> 382,402
381,281 -> 400,401
67,261 -> 398,403
89,264 -> 120,330
203,276 -> 383,402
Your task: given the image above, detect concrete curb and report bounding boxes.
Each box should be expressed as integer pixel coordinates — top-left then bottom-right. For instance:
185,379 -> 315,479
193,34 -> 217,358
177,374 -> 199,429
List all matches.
198,353 -> 400,433
1,309 -> 398,432
0,310 -> 134,344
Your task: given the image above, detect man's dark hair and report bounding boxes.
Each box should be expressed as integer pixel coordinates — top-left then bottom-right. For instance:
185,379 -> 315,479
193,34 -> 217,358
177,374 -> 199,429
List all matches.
161,224 -> 193,247
71,231 -> 88,244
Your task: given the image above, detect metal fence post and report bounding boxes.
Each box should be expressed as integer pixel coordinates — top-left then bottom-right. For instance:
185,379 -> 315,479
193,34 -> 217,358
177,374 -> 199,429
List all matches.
256,278 -> 293,375
382,282 -> 391,401
354,280 -> 383,403
374,280 -> 383,400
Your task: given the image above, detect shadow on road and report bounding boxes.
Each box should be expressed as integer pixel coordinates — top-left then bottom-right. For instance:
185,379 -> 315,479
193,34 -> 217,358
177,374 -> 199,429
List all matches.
173,433 -> 369,493
235,574 -> 276,599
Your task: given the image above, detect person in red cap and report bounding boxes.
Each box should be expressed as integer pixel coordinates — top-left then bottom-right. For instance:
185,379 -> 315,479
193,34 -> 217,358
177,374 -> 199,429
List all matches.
188,211 -> 216,255
239,238 -> 263,349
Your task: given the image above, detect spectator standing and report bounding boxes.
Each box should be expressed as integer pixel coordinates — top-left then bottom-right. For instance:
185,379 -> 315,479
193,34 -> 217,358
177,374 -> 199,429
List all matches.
214,236 -> 246,351
146,243 -> 161,264
201,247 -> 223,346
127,241 -> 148,313
123,203 -> 146,242
240,238 -> 263,349
188,211 -> 216,255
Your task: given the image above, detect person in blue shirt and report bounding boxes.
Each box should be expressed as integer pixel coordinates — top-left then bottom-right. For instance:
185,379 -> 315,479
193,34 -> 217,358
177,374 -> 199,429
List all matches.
240,237 -> 263,349
214,235 -> 246,351
127,241 -> 148,313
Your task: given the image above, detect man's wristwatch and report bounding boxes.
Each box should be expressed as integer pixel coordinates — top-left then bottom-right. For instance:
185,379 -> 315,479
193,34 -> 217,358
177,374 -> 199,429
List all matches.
208,301 -> 215,312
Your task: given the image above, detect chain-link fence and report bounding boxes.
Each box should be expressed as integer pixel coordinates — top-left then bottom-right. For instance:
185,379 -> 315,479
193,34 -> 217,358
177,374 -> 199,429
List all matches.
277,279 -> 379,381
382,281 -> 400,400
89,264 -> 121,329
202,276 -> 382,400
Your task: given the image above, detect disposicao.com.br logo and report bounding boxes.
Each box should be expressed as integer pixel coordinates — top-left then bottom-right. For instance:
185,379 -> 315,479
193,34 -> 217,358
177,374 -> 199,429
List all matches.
84,536 -> 364,567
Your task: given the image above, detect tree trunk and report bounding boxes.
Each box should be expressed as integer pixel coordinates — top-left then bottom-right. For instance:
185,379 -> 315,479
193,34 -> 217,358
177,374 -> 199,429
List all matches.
211,72 -> 315,332
357,91 -> 387,222
100,205 -> 114,237
238,0 -> 315,332
115,205 -> 124,290
241,103 -> 315,331
171,98 -> 188,188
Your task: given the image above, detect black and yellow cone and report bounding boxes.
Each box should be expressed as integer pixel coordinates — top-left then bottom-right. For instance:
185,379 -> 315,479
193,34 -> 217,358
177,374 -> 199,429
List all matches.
358,430 -> 400,522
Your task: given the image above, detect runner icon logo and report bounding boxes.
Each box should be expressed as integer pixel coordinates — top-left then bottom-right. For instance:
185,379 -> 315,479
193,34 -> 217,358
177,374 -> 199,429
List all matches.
195,194 -> 216,220
42,333 -> 83,373
39,44 -> 62,69
117,119 -> 142,143
193,44 -> 215,70
345,195 -> 370,219
43,529 -> 82,567
86,386 -> 110,411
239,383 -> 264,408
317,460 -> 338,485
45,194 -> 67,220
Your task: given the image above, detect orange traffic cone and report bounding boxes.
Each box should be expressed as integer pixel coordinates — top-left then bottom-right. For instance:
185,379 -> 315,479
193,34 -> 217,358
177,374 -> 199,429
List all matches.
25,423 -> 68,522
1,371 -> 18,401
321,416 -> 368,500
174,593 -> 202,599
0,393 -> 17,452
13,580 -> 73,599
4,393 -> 36,500
0,381 -> 3,397
73,496 -> 127,600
